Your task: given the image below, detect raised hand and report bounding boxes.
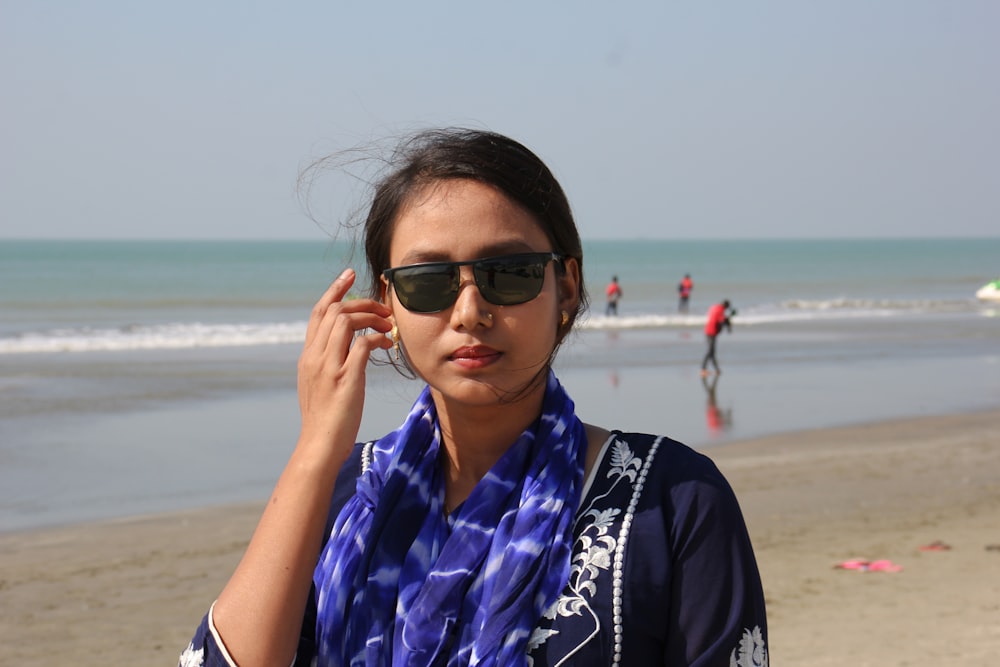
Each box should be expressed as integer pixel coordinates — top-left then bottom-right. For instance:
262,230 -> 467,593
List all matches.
211,268 -> 393,667
296,268 -> 393,464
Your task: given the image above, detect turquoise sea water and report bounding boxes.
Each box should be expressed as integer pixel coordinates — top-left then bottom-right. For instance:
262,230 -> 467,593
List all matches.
2,238 -> 996,350
1,239 -> 998,530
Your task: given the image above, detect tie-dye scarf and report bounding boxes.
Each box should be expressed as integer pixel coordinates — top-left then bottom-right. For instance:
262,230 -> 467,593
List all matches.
314,371 -> 587,667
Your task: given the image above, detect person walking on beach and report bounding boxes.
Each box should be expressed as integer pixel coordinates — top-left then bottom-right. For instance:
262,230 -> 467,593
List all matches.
701,299 -> 733,376
605,275 -> 623,315
678,273 -> 693,313
180,129 -> 766,667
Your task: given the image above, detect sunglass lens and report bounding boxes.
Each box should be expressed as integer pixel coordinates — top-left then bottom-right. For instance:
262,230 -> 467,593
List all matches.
476,257 -> 546,305
393,265 -> 458,312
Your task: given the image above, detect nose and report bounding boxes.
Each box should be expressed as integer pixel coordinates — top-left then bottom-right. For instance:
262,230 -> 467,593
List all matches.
450,266 -> 494,330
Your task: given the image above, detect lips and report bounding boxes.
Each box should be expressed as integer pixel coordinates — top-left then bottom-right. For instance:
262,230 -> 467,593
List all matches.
449,345 -> 502,368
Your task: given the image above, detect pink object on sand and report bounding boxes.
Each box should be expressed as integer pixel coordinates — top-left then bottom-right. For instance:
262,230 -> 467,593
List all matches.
834,558 -> 903,573
834,559 -> 870,570
866,559 -> 903,572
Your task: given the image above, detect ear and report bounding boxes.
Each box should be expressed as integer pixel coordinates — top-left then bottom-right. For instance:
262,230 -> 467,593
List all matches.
380,275 -> 392,307
556,257 -> 582,315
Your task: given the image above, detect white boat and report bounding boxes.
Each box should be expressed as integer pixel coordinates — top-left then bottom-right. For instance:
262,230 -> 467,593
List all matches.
976,279 -> 1000,302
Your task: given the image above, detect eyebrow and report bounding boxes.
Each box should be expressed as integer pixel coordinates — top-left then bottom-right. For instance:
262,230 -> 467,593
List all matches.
396,242 -> 543,266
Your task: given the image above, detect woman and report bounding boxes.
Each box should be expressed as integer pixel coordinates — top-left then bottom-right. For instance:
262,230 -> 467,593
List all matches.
180,129 -> 767,667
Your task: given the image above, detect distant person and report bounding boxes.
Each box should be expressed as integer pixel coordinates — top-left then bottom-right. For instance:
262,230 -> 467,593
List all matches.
605,275 -> 623,315
701,299 -> 734,376
678,274 -> 693,313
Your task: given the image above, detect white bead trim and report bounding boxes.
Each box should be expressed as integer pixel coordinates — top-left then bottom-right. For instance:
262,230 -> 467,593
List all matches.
610,435 -> 663,666
361,441 -> 374,473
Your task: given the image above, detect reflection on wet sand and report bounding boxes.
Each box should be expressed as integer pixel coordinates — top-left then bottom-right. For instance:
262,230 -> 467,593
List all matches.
702,374 -> 734,437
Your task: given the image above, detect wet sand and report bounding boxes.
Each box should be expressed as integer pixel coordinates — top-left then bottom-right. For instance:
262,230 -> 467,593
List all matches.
2,409 -> 998,666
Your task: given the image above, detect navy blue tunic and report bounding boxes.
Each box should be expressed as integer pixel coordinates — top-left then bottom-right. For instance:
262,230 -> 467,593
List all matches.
180,432 -> 767,666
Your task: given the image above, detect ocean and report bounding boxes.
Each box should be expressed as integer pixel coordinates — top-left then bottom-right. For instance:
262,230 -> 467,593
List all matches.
2,238 -> 998,531
3,238 -> 995,351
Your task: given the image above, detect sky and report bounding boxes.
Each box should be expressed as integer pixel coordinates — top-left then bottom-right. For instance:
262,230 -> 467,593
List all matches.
2,1 -> 997,241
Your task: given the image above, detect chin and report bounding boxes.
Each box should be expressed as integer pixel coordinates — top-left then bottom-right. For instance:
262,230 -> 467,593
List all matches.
433,374 -> 541,407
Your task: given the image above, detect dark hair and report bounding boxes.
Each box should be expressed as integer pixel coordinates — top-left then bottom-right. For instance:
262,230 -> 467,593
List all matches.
362,129 -> 588,333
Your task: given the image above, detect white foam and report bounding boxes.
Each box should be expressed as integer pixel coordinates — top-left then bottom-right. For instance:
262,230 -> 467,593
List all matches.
0,296 -> 989,354
576,297 -> 985,330
0,321 -> 308,354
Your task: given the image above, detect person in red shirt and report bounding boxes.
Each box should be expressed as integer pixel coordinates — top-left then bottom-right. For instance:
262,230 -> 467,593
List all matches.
605,275 -> 623,316
677,274 -> 693,313
700,299 -> 732,376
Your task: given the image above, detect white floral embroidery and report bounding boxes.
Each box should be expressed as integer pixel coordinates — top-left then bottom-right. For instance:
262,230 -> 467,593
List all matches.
607,440 -> 642,483
527,627 -> 559,656
531,438 -> 648,665
178,642 -> 204,667
558,512 -> 617,614
730,625 -> 768,667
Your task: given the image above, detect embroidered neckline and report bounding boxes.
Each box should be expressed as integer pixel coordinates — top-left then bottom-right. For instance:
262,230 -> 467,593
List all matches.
528,433 -> 663,665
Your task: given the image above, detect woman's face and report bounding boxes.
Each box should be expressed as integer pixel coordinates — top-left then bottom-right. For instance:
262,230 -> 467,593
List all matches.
384,179 -> 580,409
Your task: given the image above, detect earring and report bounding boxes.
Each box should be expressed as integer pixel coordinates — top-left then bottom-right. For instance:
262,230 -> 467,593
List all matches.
560,310 -> 570,327
390,325 -> 400,361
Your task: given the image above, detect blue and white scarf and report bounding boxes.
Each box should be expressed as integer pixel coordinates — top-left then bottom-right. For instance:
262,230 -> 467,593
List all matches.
314,371 -> 587,667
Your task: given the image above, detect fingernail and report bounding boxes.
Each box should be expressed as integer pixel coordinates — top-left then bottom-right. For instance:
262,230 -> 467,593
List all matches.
338,268 -> 354,280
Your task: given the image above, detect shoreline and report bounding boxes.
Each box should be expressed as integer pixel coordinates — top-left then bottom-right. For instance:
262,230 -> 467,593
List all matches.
2,408 -> 999,665
4,320 -> 997,533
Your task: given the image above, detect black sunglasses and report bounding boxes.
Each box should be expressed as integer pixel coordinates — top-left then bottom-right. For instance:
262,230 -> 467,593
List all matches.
382,252 -> 564,313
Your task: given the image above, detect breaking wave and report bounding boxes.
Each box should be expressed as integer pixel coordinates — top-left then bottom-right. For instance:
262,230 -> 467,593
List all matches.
1,296 -> 991,354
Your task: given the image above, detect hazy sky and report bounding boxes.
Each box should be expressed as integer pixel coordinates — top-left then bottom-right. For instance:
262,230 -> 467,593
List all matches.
2,1 -> 997,240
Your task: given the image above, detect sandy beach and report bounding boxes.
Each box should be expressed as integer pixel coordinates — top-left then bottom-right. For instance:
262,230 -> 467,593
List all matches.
2,409 -> 998,666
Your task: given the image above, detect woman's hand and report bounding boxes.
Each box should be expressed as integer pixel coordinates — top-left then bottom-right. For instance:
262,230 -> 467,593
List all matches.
212,269 -> 392,667
296,268 -> 393,462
